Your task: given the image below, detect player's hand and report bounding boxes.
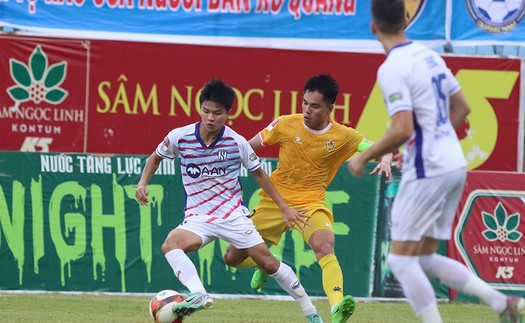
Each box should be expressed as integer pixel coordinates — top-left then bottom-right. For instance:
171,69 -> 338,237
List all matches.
281,207 -> 311,231
348,155 -> 367,177
393,151 -> 403,170
135,185 -> 149,206
369,159 -> 392,178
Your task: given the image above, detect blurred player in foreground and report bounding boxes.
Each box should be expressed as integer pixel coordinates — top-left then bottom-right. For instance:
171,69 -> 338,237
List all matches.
223,74 -> 392,323
136,79 -> 323,323
348,1 -> 525,322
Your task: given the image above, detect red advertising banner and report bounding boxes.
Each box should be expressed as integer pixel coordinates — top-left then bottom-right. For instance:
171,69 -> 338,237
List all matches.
449,171 -> 525,299
0,36 -> 88,152
0,35 -> 522,171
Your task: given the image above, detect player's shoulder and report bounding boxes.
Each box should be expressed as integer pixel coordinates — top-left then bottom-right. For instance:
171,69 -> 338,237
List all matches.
330,121 -> 363,141
331,120 -> 357,133
166,123 -> 197,139
278,114 -> 302,124
222,125 -> 249,143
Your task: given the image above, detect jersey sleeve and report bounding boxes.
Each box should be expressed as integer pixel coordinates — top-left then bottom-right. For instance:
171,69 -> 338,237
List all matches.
238,135 -> 261,171
378,63 -> 413,117
155,129 -> 181,159
445,67 -> 461,96
259,117 -> 284,147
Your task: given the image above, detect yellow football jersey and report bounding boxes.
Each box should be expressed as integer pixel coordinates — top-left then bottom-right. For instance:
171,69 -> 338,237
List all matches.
259,114 -> 364,204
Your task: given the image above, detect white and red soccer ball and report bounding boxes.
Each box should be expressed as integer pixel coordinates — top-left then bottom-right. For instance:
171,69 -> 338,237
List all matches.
149,289 -> 186,323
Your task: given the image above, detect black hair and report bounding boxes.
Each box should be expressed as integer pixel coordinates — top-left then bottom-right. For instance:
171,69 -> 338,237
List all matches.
303,74 -> 339,105
199,78 -> 235,111
371,0 -> 406,35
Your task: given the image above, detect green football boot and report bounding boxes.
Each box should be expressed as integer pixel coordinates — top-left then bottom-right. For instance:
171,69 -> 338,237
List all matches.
250,268 -> 269,290
171,292 -> 213,317
331,295 -> 356,323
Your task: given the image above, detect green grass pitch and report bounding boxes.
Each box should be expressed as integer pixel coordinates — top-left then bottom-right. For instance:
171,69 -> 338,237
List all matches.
0,292 -> 499,322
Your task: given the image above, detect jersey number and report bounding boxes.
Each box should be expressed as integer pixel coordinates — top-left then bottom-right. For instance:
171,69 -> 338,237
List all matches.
432,73 -> 448,126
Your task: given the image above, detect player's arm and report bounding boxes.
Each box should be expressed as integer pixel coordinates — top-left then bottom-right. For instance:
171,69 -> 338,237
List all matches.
250,167 -> 310,231
357,138 -> 393,178
135,152 -> 163,206
449,90 -> 470,130
349,111 -> 412,177
248,133 -> 264,151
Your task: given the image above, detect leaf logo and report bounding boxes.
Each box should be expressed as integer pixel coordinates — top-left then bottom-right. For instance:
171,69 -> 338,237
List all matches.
7,45 -> 68,105
482,202 -> 522,242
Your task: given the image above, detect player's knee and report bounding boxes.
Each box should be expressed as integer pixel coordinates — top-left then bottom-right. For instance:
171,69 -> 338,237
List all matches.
313,244 -> 334,260
160,241 -> 171,255
223,245 -> 243,267
259,258 -> 280,274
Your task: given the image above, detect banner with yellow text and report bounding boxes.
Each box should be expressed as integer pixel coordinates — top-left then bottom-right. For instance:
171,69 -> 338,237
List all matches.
0,34 -> 522,171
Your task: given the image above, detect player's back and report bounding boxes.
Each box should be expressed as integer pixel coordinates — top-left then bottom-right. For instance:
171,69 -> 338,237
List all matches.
379,41 -> 466,180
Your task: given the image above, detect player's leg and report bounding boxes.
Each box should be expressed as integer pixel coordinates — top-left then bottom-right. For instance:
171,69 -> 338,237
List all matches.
386,175 -> 449,322
302,209 -> 354,323
162,222 -> 214,316
220,217 -> 322,322
416,169 -> 523,321
226,198 -> 287,289
247,243 -> 322,322
388,240 -> 441,323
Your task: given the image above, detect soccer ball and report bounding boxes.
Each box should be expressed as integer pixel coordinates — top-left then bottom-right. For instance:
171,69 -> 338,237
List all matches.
149,289 -> 186,323
476,0 -> 523,24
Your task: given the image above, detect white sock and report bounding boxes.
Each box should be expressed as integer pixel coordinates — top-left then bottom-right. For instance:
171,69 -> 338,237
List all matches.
270,262 -> 317,316
418,304 -> 443,323
464,277 -> 507,313
165,249 -> 206,294
419,254 -> 506,313
387,254 -> 441,321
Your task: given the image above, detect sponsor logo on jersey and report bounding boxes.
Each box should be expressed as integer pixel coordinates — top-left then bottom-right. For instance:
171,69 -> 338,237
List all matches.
294,136 -> 302,144
325,139 -> 336,152
388,92 -> 403,103
186,163 -> 227,178
186,163 -> 201,178
265,118 -> 280,132
218,149 -> 227,161
161,137 -> 170,152
249,153 -> 258,161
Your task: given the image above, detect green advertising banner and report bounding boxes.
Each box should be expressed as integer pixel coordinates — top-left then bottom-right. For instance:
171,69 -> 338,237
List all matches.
0,152 -> 380,297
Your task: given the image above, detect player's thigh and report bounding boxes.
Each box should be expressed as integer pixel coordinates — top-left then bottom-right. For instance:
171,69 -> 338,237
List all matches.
249,198 -> 288,245
175,219 -> 216,249
302,209 -> 334,247
216,216 -> 265,249
425,168 -> 466,240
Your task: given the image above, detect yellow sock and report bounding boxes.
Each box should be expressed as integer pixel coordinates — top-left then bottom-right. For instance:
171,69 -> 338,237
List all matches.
236,257 -> 258,268
319,254 -> 344,309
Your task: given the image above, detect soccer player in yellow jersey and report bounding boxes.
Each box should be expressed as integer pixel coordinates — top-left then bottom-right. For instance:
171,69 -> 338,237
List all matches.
223,74 -> 392,323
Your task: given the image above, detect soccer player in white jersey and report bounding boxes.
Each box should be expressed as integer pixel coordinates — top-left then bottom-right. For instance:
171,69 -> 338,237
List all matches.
348,1 -> 525,322
135,79 -> 324,323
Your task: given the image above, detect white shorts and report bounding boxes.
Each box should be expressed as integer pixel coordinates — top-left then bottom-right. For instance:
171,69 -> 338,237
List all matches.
390,167 -> 466,241
177,216 -> 264,249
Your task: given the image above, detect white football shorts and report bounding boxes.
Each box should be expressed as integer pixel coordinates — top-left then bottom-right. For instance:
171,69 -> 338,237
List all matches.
390,167 -> 467,241
177,216 -> 265,249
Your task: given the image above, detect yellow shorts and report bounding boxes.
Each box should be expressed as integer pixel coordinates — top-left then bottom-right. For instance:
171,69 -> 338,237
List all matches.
249,197 -> 334,245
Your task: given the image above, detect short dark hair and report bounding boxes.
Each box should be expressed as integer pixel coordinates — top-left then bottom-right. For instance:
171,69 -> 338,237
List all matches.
371,0 -> 406,35
199,79 -> 235,111
303,74 -> 339,105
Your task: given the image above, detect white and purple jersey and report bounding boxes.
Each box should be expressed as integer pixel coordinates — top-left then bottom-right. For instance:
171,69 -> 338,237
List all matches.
156,122 -> 261,223
377,41 -> 467,180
